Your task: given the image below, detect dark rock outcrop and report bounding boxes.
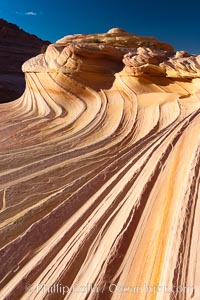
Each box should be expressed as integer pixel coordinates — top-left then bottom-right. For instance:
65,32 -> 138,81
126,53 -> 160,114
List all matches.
0,18 -> 50,102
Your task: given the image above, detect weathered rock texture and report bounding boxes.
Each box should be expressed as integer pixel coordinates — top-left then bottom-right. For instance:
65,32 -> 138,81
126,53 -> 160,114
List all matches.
0,28 -> 200,300
0,18 -> 49,102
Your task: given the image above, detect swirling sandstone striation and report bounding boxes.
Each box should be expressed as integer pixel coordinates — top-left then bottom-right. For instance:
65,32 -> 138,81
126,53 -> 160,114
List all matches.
0,29 -> 200,300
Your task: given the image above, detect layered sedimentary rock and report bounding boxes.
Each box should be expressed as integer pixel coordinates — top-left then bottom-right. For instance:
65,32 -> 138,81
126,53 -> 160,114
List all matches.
0,28 -> 200,300
0,18 -> 49,102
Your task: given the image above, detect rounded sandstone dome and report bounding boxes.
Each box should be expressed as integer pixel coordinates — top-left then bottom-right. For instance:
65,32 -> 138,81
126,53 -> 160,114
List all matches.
107,28 -> 128,34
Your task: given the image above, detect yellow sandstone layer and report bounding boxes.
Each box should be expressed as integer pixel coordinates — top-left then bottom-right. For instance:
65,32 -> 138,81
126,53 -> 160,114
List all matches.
0,28 -> 200,300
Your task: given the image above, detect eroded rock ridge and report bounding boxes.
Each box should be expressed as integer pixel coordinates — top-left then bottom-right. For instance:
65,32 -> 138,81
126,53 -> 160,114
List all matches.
0,28 -> 200,300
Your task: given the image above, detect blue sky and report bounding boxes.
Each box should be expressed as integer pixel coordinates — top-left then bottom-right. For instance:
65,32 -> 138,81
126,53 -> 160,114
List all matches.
0,0 -> 200,54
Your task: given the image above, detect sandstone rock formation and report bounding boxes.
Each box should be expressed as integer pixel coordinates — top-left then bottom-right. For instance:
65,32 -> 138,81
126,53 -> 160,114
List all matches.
0,28 -> 200,300
0,18 -> 50,103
